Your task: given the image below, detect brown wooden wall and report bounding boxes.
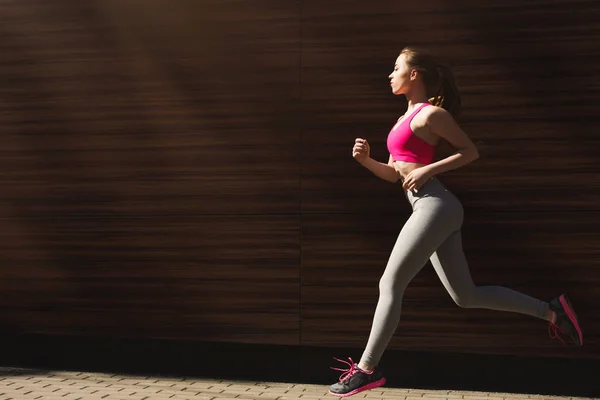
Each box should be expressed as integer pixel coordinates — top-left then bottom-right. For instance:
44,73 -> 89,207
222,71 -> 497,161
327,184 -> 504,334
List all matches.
0,0 -> 598,360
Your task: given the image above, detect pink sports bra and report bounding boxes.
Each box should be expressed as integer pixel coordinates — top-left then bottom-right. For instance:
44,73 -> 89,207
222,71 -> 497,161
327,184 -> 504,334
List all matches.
387,103 -> 436,165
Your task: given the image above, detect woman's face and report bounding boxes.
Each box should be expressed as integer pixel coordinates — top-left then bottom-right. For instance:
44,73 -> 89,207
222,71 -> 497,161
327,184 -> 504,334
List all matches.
388,53 -> 413,95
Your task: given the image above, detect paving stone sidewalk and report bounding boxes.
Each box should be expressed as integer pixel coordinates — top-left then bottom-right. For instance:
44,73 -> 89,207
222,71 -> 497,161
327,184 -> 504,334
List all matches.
0,367 -> 595,400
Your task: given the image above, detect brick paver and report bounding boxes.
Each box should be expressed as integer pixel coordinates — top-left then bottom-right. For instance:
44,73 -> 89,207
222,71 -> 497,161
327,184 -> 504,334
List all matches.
0,367 -> 595,400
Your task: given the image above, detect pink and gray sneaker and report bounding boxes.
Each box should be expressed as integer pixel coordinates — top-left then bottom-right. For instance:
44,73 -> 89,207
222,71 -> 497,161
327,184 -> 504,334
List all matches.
548,294 -> 583,346
328,357 -> 386,397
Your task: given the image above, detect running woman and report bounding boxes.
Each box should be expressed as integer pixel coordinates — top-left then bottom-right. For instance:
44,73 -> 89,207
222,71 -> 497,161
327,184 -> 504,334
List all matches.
328,46 -> 583,398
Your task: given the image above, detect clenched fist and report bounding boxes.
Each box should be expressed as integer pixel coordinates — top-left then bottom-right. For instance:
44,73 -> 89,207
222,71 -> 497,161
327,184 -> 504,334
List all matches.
352,138 -> 370,163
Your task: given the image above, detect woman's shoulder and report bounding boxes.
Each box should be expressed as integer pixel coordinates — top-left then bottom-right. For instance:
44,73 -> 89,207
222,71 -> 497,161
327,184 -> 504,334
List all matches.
420,104 -> 447,120
418,104 -> 456,129
424,103 -> 446,114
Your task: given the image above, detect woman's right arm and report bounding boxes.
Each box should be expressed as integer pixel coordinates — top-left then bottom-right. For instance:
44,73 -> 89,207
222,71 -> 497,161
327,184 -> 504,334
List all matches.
359,155 -> 401,183
352,138 -> 400,183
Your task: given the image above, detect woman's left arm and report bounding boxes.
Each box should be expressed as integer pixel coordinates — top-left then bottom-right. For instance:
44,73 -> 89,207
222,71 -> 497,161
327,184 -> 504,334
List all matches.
402,108 -> 479,191
424,108 -> 479,176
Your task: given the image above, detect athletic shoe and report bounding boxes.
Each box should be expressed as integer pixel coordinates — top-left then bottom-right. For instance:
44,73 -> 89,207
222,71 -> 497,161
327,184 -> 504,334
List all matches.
548,293 -> 583,346
328,357 -> 386,397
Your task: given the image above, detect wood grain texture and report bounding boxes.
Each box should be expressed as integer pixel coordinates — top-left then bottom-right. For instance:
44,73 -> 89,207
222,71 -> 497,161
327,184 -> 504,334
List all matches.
0,0 -> 599,360
0,215 -> 300,344
0,0 -> 301,217
0,0 -> 301,345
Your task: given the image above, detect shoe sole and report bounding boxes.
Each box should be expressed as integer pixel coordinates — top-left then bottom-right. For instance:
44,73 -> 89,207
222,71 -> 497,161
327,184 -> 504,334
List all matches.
328,377 -> 386,397
559,294 -> 583,346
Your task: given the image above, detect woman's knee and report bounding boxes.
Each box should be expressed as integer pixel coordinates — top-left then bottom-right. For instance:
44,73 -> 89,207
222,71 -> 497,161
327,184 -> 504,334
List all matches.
451,291 -> 477,308
378,276 -> 407,298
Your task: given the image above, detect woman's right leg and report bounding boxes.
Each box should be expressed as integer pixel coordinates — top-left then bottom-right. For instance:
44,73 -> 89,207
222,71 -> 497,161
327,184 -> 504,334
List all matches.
329,205 -> 455,397
357,216 -> 433,370
329,178 -> 462,397
358,206 -> 458,370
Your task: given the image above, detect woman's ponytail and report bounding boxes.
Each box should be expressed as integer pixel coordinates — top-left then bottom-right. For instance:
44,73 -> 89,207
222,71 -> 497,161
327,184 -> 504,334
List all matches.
432,64 -> 461,119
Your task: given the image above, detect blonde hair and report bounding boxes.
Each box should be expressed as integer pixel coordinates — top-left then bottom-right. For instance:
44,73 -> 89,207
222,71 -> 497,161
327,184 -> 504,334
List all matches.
428,95 -> 444,107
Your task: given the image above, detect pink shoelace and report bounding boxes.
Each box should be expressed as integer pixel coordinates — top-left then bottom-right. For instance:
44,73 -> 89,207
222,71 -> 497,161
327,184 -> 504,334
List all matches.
330,357 -> 361,383
548,321 -> 566,344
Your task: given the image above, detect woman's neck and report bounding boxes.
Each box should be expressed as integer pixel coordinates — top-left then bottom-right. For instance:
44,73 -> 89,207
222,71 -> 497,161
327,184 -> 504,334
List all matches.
404,87 -> 429,112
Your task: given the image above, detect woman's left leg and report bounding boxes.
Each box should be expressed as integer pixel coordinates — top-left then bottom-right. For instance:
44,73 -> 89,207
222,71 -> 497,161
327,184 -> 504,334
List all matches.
430,229 -> 549,319
430,229 -> 583,346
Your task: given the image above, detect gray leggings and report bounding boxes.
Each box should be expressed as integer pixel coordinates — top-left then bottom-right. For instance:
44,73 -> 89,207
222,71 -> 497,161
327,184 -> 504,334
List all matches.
360,177 -> 549,367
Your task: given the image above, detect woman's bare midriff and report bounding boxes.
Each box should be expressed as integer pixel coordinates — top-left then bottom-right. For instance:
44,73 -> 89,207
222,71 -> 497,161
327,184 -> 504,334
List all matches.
392,161 -> 426,182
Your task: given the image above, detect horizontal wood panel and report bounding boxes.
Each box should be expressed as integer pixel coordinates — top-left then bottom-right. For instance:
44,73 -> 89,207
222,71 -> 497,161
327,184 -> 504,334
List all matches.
301,213 -> 407,287
0,0 -> 300,216
0,142 -> 299,217
0,215 -> 300,344
0,215 -> 300,279
0,281 -> 299,345
301,212 -> 599,357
